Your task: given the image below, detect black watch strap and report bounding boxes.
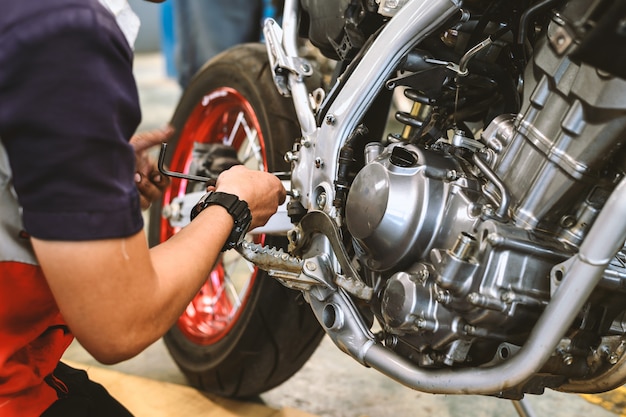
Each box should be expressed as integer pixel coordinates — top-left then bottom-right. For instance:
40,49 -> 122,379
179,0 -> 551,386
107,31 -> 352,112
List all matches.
190,191 -> 252,252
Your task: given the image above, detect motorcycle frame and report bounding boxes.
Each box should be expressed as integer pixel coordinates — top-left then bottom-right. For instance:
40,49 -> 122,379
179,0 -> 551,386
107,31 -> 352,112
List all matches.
262,0 -> 626,395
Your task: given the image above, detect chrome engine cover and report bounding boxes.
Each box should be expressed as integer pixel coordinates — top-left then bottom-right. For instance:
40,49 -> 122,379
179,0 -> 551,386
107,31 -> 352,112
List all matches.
345,143 -> 480,271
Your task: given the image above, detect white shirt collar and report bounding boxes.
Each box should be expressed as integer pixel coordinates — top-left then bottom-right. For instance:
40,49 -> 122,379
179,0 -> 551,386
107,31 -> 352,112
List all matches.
98,0 -> 141,48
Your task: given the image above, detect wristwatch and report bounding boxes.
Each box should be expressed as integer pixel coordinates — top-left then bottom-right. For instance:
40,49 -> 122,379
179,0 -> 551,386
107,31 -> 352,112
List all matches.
190,191 -> 252,252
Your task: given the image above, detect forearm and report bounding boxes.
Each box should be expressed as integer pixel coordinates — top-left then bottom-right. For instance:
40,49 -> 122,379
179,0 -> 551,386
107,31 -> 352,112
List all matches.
32,205 -> 233,364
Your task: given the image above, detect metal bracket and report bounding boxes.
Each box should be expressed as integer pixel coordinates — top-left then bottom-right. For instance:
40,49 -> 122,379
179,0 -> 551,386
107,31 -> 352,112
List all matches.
423,57 -> 468,76
300,211 -> 374,301
263,18 -> 314,97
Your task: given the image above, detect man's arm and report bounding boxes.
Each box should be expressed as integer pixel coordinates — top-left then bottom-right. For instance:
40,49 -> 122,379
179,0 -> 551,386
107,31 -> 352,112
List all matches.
32,206 -> 228,364
32,166 -> 285,364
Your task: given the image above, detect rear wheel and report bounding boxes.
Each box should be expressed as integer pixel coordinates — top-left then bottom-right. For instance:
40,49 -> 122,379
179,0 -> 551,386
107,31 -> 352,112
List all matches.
148,43 -> 324,398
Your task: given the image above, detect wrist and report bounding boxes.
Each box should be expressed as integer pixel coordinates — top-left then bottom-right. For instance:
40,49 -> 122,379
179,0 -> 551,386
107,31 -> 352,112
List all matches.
190,191 -> 252,252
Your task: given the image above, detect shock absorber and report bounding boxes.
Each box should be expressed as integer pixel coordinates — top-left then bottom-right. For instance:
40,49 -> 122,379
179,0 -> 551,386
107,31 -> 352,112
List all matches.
394,88 -> 434,141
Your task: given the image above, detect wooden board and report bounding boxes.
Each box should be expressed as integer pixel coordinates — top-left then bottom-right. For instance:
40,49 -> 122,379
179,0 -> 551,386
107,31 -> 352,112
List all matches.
64,361 -> 318,417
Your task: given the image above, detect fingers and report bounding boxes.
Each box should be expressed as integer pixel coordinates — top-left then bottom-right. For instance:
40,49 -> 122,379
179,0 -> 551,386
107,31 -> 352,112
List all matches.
135,169 -> 170,210
214,166 -> 286,229
131,126 -> 174,209
130,125 -> 174,153
278,183 -> 287,206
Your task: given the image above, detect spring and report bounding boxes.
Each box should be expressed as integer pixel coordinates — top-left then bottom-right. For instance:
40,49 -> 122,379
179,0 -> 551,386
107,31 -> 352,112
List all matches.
394,88 -> 433,141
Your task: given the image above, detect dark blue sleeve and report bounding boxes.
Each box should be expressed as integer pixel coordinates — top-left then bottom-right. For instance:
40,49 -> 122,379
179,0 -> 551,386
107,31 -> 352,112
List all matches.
0,1 -> 145,241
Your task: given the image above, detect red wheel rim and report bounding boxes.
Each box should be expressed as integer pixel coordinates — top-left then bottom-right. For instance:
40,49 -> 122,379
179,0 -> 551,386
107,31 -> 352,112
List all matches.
159,87 -> 267,345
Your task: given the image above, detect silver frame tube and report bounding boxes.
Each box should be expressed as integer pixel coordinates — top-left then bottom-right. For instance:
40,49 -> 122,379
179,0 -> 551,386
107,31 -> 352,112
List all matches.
286,0 -> 463,214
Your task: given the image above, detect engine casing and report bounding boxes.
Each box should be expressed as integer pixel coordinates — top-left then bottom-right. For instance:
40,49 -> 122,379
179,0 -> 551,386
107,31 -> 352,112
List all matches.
344,24 -> 626,365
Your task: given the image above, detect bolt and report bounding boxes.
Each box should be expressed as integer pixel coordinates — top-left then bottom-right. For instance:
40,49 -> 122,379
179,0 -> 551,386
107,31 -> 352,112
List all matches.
560,215 -> 576,228
501,291 -> 515,303
609,352 -> 619,365
464,324 -> 476,335
316,192 -> 327,209
482,205 -> 495,217
325,114 -> 336,125
284,151 -> 299,163
446,170 -> 459,181
411,268 -> 429,284
288,229 -> 301,245
301,137 -> 312,148
418,269 -> 430,282
562,353 -> 574,366
435,289 -> 450,304
305,261 -> 317,272
315,157 -> 324,169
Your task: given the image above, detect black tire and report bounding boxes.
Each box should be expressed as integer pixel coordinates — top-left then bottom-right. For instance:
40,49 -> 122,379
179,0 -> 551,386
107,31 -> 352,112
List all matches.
148,43 -> 325,398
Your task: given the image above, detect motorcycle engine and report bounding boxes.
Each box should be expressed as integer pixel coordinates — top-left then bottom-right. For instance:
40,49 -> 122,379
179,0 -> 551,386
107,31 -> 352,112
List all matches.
344,7 -> 626,369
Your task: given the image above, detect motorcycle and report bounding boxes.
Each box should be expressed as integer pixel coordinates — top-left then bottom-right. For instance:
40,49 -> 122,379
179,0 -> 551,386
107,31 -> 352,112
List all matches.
150,0 -> 626,413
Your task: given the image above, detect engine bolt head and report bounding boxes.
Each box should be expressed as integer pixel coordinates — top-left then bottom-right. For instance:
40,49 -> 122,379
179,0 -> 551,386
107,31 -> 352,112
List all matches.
435,289 -> 451,304
316,192 -> 327,209
284,151 -> 299,163
609,352 -> 619,365
301,137 -> 312,148
501,291 -> 515,303
562,353 -> 574,366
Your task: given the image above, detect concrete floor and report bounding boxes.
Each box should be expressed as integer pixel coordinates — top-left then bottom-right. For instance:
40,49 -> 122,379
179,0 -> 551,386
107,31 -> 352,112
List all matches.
64,53 -> 621,417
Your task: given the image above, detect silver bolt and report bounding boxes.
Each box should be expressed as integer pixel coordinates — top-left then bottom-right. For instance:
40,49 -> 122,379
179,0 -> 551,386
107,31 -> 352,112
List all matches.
562,353 -> 574,366
482,205 -> 495,217
316,192 -> 327,209
315,157 -> 324,168
325,114 -> 336,125
305,261 -> 317,271
284,151 -> 299,163
436,289 -> 450,304
609,352 -> 619,365
418,269 -> 430,283
464,324 -> 476,335
501,291 -> 515,303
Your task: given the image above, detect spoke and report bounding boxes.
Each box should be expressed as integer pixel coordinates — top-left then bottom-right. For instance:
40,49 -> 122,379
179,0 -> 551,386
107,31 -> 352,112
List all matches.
240,133 -> 265,171
224,111 -> 246,147
223,277 -> 243,312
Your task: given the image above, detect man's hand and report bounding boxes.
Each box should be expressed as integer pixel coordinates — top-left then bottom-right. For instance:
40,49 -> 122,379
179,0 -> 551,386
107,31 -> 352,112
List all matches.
214,165 -> 287,230
130,126 -> 173,209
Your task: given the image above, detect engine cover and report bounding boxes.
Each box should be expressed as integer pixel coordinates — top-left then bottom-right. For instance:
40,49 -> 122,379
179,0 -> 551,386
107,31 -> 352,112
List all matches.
345,143 -> 477,271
